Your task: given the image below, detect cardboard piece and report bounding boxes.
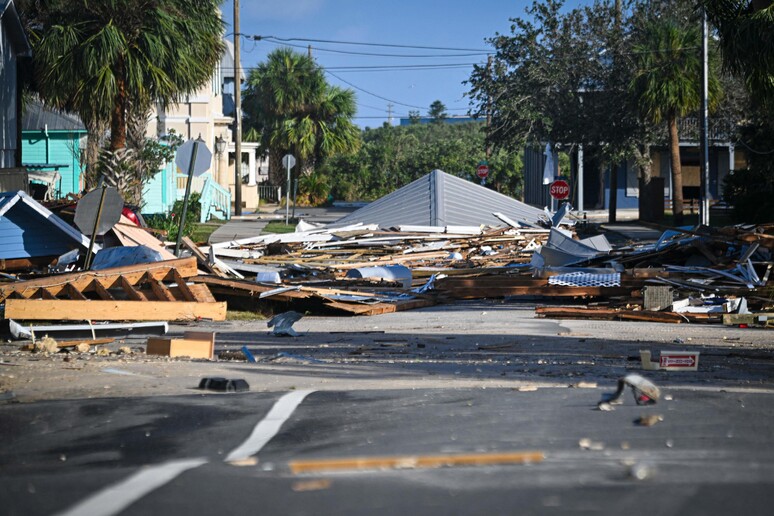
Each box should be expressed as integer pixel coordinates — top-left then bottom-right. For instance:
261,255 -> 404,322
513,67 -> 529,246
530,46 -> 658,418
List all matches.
146,331 -> 215,359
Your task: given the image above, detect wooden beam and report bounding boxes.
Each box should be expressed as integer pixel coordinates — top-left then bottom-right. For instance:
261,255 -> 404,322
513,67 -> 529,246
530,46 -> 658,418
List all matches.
172,270 -> 196,301
119,276 -> 146,301
91,280 -> 115,301
0,257 -> 198,302
5,299 -> 227,321
289,451 -> 544,474
38,288 -> 58,300
146,273 -> 176,301
181,236 -> 220,276
64,283 -> 88,300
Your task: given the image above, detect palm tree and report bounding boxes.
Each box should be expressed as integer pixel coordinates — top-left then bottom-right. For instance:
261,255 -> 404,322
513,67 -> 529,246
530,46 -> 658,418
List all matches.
243,48 -> 360,186
630,18 -> 720,225
32,0 -> 224,151
702,0 -> 774,105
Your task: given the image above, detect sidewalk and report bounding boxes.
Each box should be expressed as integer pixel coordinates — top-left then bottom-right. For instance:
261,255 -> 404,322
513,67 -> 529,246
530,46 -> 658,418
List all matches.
207,204 -> 359,244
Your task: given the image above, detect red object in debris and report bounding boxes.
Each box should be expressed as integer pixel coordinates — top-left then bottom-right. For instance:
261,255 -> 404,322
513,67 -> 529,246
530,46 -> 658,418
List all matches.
122,207 -> 140,226
739,324 -> 748,328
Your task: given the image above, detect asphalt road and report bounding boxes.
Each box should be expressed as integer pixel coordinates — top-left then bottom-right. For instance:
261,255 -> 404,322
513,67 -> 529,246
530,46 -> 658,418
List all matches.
2,386 -> 773,516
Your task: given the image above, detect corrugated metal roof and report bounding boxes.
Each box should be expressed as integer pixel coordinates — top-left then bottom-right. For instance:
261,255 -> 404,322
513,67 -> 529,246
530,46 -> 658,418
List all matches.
22,101 -> 85,132
333,170 -> 544,228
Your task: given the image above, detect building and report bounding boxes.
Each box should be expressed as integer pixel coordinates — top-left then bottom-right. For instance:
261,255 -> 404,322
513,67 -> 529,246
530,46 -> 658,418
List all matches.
21,100 -> 88,199
523,118 -> 747,216
0,0 -> 31,169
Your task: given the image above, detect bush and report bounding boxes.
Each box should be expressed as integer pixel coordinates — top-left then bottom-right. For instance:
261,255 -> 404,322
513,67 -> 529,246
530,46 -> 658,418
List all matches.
723,168 -> 774,224
146,192 -> 202,240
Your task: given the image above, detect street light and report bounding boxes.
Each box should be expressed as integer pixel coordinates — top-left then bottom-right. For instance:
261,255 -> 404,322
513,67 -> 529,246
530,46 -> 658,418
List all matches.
214,136 -> 227,186
214,136 -> 227,155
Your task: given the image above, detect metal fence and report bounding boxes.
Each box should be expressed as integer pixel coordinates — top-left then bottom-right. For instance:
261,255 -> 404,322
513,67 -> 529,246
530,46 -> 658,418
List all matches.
257,184 -> 282,203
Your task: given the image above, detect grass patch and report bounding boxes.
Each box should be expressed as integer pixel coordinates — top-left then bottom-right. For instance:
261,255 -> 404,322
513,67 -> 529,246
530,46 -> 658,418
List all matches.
190,220 -> 226,243
263,220 -> 298,234
226,310 -> 265,321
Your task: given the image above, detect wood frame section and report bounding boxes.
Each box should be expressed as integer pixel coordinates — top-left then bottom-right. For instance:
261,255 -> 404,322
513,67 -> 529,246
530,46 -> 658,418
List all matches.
5,299 -> 226,321
0,257 -> 199,303
0,257 -> 225,322
192,275 -> 435,316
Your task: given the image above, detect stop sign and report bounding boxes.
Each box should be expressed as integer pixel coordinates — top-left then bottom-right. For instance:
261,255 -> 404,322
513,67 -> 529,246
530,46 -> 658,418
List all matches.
476,163 -> 489,179
549,179 -> 570,200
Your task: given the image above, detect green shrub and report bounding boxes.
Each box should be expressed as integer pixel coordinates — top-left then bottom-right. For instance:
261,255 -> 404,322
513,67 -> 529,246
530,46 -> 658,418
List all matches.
146,192 -> 202,240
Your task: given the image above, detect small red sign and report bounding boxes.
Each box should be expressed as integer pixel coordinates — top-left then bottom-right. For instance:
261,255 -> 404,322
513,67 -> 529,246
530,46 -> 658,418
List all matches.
476,164 -> 489,179
660,355 -> 696,368
549,179 -> 570,200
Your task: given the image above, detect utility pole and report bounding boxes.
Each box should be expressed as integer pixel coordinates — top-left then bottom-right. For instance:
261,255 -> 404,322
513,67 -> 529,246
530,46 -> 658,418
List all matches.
700,8 -> 710,226
387,103 -> 393,126
308,44 -> 313,59
233,0 -> 242,216
486,55 -> 492,159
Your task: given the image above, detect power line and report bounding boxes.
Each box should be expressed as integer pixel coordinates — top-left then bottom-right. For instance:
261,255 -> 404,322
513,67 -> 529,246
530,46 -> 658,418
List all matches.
324,70 -> 428,110
249,34 -> 493,53
221,63 -> 476,72
326,69 -> 470,111
256,37 -> 490,58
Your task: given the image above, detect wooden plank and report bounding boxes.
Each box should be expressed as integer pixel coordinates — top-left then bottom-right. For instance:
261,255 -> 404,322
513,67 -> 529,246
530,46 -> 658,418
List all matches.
147,276 -> 176,301
536,306 -> 686,323
289,451 -> 544,474
57,338 -> 115,348
181,236 -> 221,276
119,276 -> 146,301
0,257 -> 198,302
170,283 -> 216,303
172,270 -> 196,301
440,286 -> 633,299
39,288 -> 58,300
92,280 -> 115,301
64,283 -> 88,300
5,299 -> 227,321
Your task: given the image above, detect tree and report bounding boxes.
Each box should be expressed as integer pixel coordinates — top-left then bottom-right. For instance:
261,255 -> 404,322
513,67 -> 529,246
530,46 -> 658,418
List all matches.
428,100 -> 448,123
630,17 -> 721,224
466,0 -> 648,212
701,0 -> 774,106
701,1 -> 774,223
31,0 -> 225,152
242,48 -> 360,186
318,121 -> 525,201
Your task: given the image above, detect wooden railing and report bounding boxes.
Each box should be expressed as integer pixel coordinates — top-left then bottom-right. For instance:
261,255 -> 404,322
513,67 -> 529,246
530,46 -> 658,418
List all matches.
176,173 -> 231,222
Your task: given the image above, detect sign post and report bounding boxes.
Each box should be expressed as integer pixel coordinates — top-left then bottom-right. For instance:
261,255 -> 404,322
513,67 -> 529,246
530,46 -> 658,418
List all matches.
282,154 -> 296,225
174,137 -> 212,256
549,179 -> 570,200
75,185 -> 124,270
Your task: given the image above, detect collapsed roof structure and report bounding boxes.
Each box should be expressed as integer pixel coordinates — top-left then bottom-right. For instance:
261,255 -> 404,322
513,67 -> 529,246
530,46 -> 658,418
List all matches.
332,169 -> 544,229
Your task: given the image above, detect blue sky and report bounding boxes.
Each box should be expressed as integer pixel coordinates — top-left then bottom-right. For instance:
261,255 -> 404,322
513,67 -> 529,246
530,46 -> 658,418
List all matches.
221,0 -> 585,128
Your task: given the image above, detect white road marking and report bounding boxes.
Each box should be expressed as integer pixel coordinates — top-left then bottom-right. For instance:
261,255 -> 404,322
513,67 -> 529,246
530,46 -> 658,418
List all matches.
226,389 -> 315,462
53,458 -> 208,516
53,390 -> 315,516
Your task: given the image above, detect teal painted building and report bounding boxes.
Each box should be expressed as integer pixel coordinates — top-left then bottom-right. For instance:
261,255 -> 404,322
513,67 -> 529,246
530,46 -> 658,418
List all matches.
22,101 -> 178,214
22,101 -> 87,197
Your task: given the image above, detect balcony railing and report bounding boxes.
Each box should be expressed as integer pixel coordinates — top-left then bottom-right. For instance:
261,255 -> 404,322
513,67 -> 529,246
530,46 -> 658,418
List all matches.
678,118 -> 733,142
